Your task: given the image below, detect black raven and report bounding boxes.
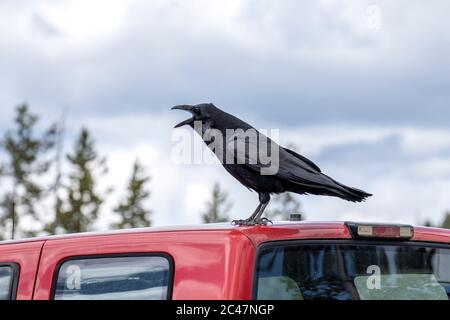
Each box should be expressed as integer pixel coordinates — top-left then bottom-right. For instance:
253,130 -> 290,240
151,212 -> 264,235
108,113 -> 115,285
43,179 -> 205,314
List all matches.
172,103 -> 372,225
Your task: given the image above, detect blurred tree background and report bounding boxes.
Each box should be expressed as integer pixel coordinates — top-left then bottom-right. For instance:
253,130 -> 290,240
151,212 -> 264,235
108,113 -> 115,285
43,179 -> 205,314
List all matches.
441,212 -> 450,229
202,182 -> 232,223
0,105 -> 153,239
266,192 -> 303,221
45,128 -> 109,234
0,105 -> 56,239
0,104 -> 449,239
201,181 -> 304,223
424,211 -> 450,229
111,159 -> 152,229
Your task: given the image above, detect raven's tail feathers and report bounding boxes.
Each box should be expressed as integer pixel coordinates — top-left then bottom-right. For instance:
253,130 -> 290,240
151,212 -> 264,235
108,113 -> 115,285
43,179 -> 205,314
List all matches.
287,174 -> 372,202
323,175 -> 372,202
330,184 -> 372,202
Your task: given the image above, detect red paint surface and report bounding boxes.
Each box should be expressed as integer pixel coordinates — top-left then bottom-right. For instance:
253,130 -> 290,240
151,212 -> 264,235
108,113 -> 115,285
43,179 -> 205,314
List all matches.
32,229 -> 256,300
0,240 -> 45,300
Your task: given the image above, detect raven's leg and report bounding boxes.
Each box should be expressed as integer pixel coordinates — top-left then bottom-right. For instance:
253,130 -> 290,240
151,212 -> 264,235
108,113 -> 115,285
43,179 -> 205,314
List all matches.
253,193 -> 272,225
231,203 -> 262,226
231,193 -> 271,226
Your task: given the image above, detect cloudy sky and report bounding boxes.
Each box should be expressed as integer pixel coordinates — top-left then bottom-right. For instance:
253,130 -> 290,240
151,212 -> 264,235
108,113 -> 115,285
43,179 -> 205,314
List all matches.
1,0 -> 449,231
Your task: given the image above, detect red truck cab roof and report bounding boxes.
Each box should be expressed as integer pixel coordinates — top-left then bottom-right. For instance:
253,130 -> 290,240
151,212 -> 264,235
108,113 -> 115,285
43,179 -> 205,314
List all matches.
2,221 -> 450,246
1,221 -> 449,300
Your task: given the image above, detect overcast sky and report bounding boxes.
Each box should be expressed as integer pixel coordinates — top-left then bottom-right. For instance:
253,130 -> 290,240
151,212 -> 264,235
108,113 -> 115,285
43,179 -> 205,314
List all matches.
1,0 -> 449,231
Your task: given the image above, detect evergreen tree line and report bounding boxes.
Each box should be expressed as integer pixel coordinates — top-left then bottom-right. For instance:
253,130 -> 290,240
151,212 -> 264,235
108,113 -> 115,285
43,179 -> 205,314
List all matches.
0,105 -> 152,240
423,213 -> 450,229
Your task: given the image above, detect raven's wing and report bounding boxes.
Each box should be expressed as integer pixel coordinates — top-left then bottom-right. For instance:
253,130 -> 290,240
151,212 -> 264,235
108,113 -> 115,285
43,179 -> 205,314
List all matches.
225,131 -> 322,178
283,147 -> 321,172
225,132 -> 371,201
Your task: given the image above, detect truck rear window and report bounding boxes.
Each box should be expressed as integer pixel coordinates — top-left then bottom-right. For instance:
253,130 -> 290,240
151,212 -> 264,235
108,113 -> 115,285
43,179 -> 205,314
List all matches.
53,255 -> 172,300
255,241 -> 450,300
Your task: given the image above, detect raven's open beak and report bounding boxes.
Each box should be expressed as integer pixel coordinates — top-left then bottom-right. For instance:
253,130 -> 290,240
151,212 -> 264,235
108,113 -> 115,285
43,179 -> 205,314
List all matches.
171,105 -> 195,128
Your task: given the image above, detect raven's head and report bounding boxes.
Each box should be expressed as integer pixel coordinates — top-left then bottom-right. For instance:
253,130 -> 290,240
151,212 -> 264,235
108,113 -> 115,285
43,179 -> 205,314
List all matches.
171,103 -> 217,128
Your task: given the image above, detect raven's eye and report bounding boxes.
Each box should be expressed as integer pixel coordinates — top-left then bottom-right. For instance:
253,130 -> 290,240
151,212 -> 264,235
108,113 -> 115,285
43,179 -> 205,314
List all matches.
193,106 -> 200,114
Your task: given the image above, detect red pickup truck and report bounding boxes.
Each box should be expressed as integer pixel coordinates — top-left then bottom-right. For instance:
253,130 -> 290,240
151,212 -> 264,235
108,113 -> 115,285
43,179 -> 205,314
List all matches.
1,221 -> 449,300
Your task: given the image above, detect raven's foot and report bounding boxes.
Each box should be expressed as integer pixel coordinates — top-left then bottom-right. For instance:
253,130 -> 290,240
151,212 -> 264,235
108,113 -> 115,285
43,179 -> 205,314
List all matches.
231,217 -> 273,226
231,219 -> 254,226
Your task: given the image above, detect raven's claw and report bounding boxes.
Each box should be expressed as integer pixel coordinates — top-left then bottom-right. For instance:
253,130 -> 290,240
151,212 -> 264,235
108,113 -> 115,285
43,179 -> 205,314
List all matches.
231,217 -> 273,226
231,219 -> 253,226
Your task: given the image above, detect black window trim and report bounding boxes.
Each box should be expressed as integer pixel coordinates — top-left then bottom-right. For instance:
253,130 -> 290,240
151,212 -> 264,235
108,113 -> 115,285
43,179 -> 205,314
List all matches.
0,262 -> 20,300
51,252 -> 174,300
252,239 -> 450,300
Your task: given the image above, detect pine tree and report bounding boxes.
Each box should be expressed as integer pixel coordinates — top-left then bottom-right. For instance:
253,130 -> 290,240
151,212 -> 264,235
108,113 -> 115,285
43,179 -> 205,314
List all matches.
112,159 -> 152,229
202,182 -> 232,223
266,192 -> 304,221
46,128 -> 107,234
0,104 -> 56,239
440,212 -> 450,229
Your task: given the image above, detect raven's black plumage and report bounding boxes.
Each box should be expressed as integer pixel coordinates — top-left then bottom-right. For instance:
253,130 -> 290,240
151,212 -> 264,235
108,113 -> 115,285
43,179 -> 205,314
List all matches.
172,103 -> 372,225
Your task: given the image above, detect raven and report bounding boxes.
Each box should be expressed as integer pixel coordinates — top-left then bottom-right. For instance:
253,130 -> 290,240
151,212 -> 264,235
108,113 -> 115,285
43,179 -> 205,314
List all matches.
172,103 -> 372,225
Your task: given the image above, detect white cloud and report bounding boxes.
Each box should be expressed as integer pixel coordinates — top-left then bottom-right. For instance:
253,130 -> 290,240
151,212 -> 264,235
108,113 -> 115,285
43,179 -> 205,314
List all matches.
282,125 -> 450,157
411,158 -> 450,178
1,0 -> 450,127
